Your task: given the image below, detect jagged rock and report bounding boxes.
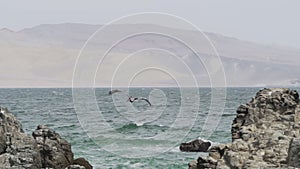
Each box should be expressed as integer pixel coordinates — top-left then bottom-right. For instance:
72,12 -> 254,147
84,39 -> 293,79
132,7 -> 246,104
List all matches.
191,88 -> 300,169
70,158 -> 93,169
180,139 -> 211,152
0,106 -> 42,169
0,106 -> 93,169
33,125 -> 74,169
0,107 -> 23,153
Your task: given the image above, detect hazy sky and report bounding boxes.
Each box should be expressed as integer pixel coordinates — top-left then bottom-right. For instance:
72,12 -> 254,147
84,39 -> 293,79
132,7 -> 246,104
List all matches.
1,0 -> 300,47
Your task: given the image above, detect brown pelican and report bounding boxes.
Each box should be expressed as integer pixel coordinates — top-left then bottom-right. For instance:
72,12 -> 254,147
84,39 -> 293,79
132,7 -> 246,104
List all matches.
127,96 -> 152,106
108,89 -> 122,95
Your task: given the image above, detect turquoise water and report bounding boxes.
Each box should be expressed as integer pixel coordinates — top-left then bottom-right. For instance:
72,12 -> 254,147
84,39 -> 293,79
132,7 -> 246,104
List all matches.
0,88 -> 262,168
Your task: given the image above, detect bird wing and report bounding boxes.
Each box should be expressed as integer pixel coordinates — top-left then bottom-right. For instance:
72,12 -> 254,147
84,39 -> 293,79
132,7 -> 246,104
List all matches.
139,97 -> 152,106
127,96 -> 133,102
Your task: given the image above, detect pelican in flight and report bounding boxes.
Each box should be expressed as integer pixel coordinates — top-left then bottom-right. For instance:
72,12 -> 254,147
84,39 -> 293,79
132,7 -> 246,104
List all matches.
108,89 -> 122,95
127,96 -> 152,106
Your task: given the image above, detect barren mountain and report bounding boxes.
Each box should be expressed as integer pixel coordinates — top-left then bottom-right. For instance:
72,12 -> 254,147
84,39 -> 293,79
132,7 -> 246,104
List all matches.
0,23 -> 299,87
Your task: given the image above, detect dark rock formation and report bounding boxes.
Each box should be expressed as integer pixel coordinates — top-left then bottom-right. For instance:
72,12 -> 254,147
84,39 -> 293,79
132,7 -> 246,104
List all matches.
72,158 -> 93,169
0,106 -> 92,169
190,88 -> 300,169
180,139 -> 211,152
33,125 -> 74,169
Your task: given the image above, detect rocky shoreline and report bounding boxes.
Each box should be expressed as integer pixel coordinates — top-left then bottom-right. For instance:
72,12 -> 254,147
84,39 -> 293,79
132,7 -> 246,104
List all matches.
1,88 -> 300,169
0,106 -> 92,169
189,88 -> 300,169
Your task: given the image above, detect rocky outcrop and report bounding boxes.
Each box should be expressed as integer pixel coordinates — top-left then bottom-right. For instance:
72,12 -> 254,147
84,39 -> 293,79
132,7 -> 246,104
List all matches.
0,107 -> 42,169
180,139 -> 211,152
191,88 -> 300,169
32,124 -> 74,169
0,106 -> 92,169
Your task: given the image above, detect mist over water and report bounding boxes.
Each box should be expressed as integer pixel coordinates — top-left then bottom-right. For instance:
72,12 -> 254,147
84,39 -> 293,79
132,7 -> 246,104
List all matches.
0,87 -> 269,168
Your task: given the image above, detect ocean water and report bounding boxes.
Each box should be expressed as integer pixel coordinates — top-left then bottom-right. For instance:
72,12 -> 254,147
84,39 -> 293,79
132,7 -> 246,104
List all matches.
0,87 -> 266,168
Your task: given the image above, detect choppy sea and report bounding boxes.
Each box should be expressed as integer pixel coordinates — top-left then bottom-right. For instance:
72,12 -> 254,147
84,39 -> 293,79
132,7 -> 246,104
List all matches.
0,87 -> 279,168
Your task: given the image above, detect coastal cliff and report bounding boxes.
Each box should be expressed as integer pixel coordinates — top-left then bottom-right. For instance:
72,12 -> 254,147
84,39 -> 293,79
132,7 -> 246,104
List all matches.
0,106 -> 92,169
189,88 -> 300,169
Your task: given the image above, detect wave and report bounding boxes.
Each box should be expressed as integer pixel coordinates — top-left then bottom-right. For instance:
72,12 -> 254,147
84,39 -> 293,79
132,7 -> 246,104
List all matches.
117,123 -> 139,130
116,123 -> 169,132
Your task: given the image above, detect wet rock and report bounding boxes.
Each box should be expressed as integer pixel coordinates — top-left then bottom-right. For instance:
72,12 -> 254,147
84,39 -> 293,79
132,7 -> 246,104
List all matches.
190,88 -> 300,169
180,139 -> 211,152
71,157 -> 93,169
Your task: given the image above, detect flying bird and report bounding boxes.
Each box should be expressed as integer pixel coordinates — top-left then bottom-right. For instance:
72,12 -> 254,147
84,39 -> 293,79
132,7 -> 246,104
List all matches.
108,89 -> 122,95
127,96 -> 152,106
